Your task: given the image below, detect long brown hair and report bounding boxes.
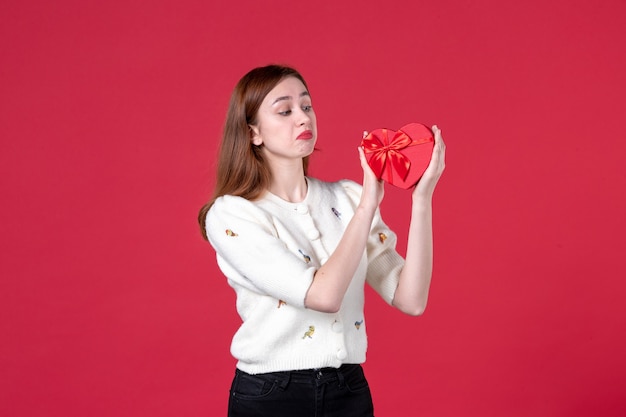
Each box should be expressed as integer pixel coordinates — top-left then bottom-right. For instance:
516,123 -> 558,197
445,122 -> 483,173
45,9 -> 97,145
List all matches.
198,65 -> 311,240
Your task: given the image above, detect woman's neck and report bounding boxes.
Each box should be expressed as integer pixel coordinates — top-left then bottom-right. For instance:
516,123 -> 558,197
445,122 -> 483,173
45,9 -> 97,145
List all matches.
267,160 -> 308,203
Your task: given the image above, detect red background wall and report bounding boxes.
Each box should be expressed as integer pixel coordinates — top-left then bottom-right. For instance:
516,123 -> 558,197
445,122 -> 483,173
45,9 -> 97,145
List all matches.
2,0 -> 625,416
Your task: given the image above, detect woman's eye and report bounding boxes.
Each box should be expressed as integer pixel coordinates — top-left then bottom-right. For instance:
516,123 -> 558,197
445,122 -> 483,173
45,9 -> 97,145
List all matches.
278,110 -> 292,116
302,105 -> 312,112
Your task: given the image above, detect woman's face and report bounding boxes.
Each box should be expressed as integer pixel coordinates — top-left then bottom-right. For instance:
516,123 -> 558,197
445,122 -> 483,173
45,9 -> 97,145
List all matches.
250,76 -> 317,166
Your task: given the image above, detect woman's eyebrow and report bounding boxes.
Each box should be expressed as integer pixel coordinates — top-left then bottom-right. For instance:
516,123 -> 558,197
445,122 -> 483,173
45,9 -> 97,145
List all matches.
272,91 -> 310,105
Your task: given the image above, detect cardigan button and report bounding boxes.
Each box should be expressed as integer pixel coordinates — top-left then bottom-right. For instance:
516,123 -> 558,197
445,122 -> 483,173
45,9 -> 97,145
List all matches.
336,348 -> 347,360
306,229 -> 320,240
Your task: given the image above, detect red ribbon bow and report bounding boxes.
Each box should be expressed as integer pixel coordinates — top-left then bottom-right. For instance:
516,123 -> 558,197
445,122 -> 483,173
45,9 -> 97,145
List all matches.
362,129 -> 415,183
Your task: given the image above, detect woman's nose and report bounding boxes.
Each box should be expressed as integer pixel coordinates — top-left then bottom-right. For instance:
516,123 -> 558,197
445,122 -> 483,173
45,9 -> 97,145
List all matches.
297,109 -> 311,125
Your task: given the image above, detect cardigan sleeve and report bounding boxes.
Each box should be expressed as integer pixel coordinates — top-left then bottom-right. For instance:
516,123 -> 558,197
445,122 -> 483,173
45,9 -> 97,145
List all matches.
205,195 -> 315,308
339,180 -> 405,305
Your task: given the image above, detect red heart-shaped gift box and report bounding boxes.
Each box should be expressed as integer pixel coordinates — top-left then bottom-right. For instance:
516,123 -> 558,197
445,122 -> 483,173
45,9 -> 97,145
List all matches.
361,123 -> 434,189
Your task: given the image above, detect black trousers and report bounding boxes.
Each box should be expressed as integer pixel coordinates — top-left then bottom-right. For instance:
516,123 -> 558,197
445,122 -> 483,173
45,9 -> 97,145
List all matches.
228,364 -> 375,417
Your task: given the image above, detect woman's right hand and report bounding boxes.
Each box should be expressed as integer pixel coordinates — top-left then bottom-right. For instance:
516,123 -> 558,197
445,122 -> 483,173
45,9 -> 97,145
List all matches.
304,135 -> 384,313
358,131 -> 384,212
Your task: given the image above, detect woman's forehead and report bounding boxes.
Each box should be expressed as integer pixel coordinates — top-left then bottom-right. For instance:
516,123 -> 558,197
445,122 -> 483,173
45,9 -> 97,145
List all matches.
265,77 -> 309,105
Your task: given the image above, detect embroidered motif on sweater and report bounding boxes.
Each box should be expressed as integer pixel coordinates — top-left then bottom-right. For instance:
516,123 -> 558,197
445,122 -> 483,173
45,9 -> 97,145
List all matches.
277,299 -> 286,308
298,249 -> 311,263
354,320 -> 364,330
225,229 -> 238,237
302,325 -> 315,339
331,207 -> 342,219
378,232 -> 387,243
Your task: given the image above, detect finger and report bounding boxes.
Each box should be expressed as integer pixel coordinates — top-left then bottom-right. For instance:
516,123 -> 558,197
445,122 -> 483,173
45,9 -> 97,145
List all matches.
432,125 -> 442,141
363,130 -> 369,139
424,126 -> 445,169
358,146 -> 369,167
431,124 -> 445,150
358,146 -> 368,167
358,145 -> 365,159
358,146 -> 377,176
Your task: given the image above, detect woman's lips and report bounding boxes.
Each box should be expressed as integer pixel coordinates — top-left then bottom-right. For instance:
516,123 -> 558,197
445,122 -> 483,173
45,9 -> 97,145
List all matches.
297,130 -> 313,140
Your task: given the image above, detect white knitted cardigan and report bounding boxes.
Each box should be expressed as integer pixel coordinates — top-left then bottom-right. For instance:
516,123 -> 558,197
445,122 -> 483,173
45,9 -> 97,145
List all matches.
205,177 -> 404,374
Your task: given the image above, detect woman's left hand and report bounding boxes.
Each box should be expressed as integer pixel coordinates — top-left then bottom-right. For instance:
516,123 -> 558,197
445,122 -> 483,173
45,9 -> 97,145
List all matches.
413,125 -> 446,199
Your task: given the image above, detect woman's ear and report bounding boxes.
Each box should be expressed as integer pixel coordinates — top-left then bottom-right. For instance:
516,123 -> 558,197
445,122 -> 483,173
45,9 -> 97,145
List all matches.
249,125 -> 262,146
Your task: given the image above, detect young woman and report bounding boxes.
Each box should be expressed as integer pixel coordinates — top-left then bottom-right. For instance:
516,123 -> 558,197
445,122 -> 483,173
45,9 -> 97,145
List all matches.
198,65 -> 445,416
